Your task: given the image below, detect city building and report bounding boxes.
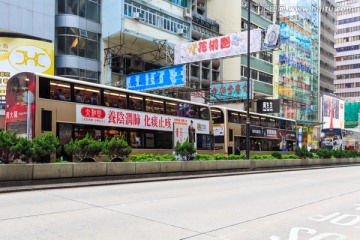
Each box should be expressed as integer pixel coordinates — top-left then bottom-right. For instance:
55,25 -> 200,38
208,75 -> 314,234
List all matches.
55,0 -> 101,83
207,0 -> 275,110
320,0 -> 337,94
334,0 -> 360,101
277,0 -> 321,148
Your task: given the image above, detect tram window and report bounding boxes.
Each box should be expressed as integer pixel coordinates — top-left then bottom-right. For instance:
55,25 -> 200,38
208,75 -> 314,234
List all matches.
228,111 -> 240,123
155,131 -> 172,149
178,102 -> 190,117
39,77 -> 50,99
145,97 -> 164,114
240,114 -> 246,124
41,110 -> 52,131
261,117 -> 268,127
189,104 -> 200,118
50,80 -> 71,101
285,121 -> 294,130
129,94 -> 144,111
103,129 -> 127,141
275,119 -> 280,128
211,108 -> 224,124
200,107 -> 210,120
130,130 -> 144,148
279,119 -> 286,129
104,90 -> 127,109
250,115 -> 260,125
268,118 -> 276,127
74,85 -> 100,105
165,101 -> 178,116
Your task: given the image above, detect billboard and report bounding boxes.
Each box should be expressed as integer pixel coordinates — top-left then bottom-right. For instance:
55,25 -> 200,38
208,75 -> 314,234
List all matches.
174,29 -> 262,65
210,81 -> 252,102
76,104 -> 210,134
345,102 -> 360,128
257,99 -> 280,113
126,65 -> 186,91
323,95 -> 344,129
0,37 -> 54,109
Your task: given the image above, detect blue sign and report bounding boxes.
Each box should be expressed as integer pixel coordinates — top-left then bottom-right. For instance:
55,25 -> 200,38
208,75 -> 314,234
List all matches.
126,65 -> 186,91
210,81 -> 252,102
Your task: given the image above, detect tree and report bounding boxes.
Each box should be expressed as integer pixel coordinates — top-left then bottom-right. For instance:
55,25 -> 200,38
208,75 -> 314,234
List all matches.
31,133 -> 61,163
102,137 -> 132,162
10,137 -> 33,163
174,139 -> 196,161
0,130 -> 18,163
64,134 -> 103,162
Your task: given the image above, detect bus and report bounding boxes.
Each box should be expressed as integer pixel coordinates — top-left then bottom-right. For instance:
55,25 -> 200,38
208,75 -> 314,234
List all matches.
320,128 -> 360,150
210,106 -> 297,154
5,72 -> 214,155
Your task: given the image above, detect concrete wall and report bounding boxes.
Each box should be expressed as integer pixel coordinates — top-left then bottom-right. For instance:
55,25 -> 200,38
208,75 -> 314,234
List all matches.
1,159 -> 360,182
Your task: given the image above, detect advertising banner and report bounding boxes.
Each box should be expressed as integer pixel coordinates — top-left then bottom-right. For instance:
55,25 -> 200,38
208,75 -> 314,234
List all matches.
345,102 -> 360,128
263,24 -> 280,50
126,65 -> 186,91
76,104 -> 209,134
190,91 -> 205,104
257,99 -> 280,113
323,95 -> 344,129
174,29 -> 262,65
213,123 -> 224,136
210,81 -> 252,102
173,122 -> 188,146
0,37 -> 54,109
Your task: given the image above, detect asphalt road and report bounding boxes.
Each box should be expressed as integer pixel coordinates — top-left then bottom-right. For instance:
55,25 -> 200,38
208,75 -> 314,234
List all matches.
1,166 -> 360,240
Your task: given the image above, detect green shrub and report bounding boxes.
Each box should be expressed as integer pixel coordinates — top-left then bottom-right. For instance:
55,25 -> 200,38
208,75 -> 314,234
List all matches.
10,137 -> 33,163
271,151 -> 282,159
154,154 -> 176,161
31,133 -> 61,163
315,148 -> 332,159
194,154 -> 215,161
102,137 -> 132,162
64,134 -> 103,162
295,147 -> 312,159
0,130 -> 18,163
130,153 -> 154,162
213,153 -> 227,160
281,154 -> 299,159
251,154 -> 276,160
174,139 -> 196,161
227,154 -> 245,160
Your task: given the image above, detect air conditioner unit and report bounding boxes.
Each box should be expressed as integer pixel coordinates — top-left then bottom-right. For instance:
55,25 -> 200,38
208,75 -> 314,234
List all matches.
183,7 -> 192,20
133,12 -> 144,20
177,28 -> 186,36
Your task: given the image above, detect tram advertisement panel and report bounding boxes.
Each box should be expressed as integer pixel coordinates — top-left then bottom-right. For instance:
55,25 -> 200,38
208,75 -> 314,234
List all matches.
5,73 -> 36,138
76,104 -> 210,134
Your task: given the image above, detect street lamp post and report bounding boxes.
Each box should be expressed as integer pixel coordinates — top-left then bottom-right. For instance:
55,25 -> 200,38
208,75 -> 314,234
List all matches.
25,77 -> 31,140
246,0 -> 251,159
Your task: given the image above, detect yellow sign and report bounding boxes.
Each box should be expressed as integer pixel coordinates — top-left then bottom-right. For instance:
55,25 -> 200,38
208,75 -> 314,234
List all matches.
0,37 -> 54,97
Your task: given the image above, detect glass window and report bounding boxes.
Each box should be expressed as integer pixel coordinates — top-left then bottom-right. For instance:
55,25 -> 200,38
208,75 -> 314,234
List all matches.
250,115 -> 260,125
50,80 -> 71,101
41,110 -> 52,131
261,117 -> 268,127
197,134 -> 213,150
129,94 -> 143,111
189,104 -> 199,118
178,102 -> 190,117
57,36 -> 65,55
211,108 -> 224,124
155,131 -> 172,149
104,90 -> 127,108
130,130 -> 144,148
66,36 -> 78,55
228,111 -> 240,123
65,0 -> 78,15
87,40 -> 97,60
87,0 -> 99,22
200,107 -> 210,120
145,97 -> 164,113
103,129 -> 127,141
57,0 -> 65,14
164,101 -> 177,116
268,118 -> 276,127
74,85 -> 100,105
78,37 -> 86,57
58,123 -> 73,145
74,125 -> 102,140
240,114 -> 246,124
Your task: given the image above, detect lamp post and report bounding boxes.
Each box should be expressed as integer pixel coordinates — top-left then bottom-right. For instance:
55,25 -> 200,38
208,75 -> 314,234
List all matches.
24,77 -> 31,140
246,0 -> 251,159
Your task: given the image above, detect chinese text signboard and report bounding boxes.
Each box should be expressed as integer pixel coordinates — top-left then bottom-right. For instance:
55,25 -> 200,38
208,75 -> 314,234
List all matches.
126,65 -> 185,91
174,30 -> 262,65
76,104 -> 210,134
0,37 -> 54,109
257,99 -> 280,113
210,81 -> 252,102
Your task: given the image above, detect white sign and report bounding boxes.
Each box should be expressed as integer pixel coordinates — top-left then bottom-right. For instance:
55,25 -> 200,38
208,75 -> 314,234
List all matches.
213,124 -> 225,136
174,122 -> 189,146
190,91 -> 205,104
174,29 -> 262,65
263,24 -> 280,49
76,104 -> 210,134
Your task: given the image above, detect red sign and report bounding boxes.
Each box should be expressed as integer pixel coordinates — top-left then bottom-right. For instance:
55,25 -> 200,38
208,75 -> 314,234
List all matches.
81,107 -> 105,119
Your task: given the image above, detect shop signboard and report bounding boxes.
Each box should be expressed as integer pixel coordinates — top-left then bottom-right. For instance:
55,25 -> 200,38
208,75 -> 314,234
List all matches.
210,81 -> 252,102
76,104 -> 209,134
126,65 -> 186,91
257,99 -> 280,113
174,29 -> 262,64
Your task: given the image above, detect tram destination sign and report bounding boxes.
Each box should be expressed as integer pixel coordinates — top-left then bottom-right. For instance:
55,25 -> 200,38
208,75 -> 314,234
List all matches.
257,99 -> 280,114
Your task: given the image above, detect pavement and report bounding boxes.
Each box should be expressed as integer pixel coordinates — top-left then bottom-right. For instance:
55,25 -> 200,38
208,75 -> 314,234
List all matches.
0,163 -> 359,194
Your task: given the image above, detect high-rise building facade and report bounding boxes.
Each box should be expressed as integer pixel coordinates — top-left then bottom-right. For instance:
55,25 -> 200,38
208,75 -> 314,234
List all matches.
334,0 -> 360,101
277,0 -> 320,123
55,0 -> 102,83
320,0 -> 337,94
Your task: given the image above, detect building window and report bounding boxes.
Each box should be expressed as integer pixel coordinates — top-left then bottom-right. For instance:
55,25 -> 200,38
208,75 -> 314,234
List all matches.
57,0 -> 101,23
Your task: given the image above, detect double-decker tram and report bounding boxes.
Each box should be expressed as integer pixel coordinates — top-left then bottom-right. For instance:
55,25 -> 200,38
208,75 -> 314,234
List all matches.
321,128 -> 360,150
5,72 -> 214,155
210,106 -> 297,154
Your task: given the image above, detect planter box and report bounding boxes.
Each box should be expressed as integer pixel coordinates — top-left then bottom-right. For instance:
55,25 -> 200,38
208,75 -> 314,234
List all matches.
0,164 -> 33,181
73,163 -> 106,177
107,162 -> 136,175
33,164 -> 73,179
160,162 -> 182,173
135,162 -> 161,174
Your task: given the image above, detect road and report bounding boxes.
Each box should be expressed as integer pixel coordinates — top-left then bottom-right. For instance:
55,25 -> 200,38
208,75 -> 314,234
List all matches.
1,166 -> 360,240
